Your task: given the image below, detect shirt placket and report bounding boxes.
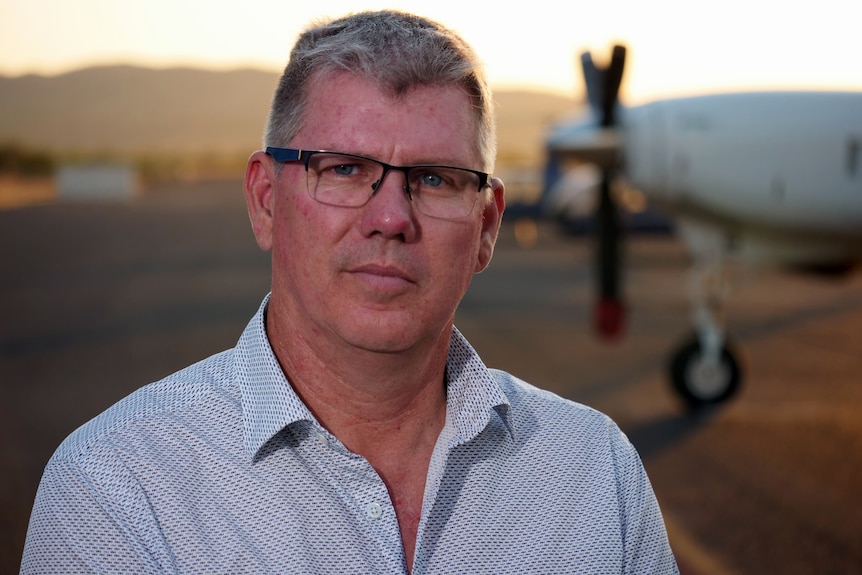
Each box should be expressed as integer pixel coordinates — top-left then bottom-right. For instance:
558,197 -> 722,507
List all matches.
306,426 -> 409,574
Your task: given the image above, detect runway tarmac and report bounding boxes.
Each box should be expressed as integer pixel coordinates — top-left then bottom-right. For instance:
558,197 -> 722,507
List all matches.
2,179 -> 860,573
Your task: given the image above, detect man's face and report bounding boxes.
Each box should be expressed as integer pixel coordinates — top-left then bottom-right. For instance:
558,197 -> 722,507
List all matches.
245,71 -> 504,356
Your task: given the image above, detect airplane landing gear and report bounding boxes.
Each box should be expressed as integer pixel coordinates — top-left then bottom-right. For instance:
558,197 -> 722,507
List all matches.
669,336 -> 741,408
672,221 -> 748,409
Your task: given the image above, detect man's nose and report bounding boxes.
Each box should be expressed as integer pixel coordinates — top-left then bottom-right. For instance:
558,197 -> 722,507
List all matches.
359,168 -> 418,241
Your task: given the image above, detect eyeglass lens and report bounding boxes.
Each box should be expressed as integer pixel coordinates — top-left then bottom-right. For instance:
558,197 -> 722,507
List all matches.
306,153 -> 481,219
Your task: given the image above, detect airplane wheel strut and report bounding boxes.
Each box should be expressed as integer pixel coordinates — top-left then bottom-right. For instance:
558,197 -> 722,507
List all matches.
669,336 -> 742,409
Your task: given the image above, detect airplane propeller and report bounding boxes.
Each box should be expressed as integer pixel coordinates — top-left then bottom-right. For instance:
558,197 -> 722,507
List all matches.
581,45 -> 627,340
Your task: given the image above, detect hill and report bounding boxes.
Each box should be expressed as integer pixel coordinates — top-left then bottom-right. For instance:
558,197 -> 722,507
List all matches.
0,66 -> 582,170
0,66 -> 277,155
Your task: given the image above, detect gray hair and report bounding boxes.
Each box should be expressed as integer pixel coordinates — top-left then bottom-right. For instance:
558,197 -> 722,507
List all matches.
264,10 -> 497,172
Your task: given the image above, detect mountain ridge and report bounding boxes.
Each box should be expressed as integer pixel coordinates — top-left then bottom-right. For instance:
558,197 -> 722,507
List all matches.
0,65 -> 582,167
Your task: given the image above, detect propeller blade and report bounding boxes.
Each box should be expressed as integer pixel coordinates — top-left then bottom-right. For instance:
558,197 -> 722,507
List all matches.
584,45 -> 627,339
581,52 -> 602,115
600,45 -> 626,127
580,45 -> 626,127
594,170 -> 625,340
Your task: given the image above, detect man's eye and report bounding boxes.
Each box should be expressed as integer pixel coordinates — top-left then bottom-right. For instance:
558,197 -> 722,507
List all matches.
418,171 -> 446,187
331,164 -> 358,176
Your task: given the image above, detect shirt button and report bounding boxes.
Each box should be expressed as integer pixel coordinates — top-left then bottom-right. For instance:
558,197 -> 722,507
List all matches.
315,433 -> 329,447
365,502 -> 383,520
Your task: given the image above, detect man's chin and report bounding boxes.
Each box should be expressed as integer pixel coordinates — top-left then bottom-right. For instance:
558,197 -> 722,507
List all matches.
339,329 -> 416,355
336,313 -> 447,356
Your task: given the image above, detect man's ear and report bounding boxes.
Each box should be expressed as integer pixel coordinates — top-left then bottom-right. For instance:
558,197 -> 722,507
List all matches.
243,151 -> 276,251
475,177 -> 506,273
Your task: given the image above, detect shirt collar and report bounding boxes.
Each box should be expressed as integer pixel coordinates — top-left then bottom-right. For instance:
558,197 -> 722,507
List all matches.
445,327 -> 515,444
235,294 -> 514,460
235,294 -> 315,459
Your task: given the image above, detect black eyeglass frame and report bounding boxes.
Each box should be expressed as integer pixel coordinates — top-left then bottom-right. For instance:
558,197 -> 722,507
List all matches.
265,147 -> 491,194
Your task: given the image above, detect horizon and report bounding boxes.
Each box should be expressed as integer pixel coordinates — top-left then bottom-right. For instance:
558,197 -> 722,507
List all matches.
0,61 -> 584,101
5,59 -> 861,105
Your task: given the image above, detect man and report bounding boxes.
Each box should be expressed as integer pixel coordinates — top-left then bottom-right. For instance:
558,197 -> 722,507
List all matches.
22,10 -> 678,574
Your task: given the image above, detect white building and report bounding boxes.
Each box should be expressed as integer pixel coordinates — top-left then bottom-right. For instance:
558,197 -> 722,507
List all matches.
57,164 -> 138,201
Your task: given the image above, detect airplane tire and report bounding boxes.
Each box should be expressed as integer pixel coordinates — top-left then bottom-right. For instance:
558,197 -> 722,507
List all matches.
669,336 -> 742,409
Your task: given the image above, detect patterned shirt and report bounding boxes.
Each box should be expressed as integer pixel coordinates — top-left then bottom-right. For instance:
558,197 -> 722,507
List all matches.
22,295 -> 678,574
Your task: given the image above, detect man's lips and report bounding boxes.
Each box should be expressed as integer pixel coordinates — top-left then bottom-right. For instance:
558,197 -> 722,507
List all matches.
347,263 -> 417,291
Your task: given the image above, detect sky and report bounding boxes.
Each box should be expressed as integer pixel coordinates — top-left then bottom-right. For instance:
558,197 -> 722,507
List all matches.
1,0 -> 861,103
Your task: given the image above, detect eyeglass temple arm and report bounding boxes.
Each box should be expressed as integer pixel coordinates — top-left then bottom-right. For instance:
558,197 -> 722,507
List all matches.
265,147 -> 303,163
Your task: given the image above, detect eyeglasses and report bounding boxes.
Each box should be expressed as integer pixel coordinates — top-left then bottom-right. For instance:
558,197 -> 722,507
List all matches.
265,147 -> 490,220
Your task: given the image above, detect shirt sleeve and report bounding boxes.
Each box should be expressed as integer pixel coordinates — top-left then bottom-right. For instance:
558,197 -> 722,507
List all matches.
21,454 -> 174,575
608,422 -> 680,575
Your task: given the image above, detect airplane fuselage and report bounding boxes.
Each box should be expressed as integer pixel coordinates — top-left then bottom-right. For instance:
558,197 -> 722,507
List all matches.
621,92 -> 862,264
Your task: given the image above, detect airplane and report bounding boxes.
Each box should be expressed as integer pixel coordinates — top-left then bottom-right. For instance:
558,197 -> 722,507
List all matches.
542,45 -> 862,409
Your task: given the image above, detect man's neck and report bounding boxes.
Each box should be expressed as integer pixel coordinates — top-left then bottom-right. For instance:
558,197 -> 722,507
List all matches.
265,304 -> 450,456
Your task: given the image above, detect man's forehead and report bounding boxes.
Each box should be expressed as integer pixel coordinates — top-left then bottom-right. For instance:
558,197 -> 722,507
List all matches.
295,72 -> 481,164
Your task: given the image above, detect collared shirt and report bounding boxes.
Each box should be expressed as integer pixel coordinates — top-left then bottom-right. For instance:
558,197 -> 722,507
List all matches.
22,295 -> 678,574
